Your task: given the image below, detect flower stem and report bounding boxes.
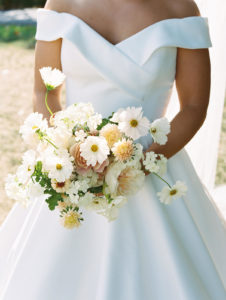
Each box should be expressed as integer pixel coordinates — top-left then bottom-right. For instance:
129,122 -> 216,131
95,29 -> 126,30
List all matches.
45,90 -> 53,116
152,172 -> 172,188
44,137 -> 58,149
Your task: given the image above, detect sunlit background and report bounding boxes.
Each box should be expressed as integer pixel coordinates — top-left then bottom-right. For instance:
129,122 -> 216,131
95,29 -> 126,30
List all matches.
0,0 -> 225,225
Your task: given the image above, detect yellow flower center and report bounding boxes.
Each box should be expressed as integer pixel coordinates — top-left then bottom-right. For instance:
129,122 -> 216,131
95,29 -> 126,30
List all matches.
56,163 -> 63,170
151,128 -> 157,133
32,125 -> 38,130
91,144 -> 98,152
130,119 -> 138,127
170,189 -> 177,196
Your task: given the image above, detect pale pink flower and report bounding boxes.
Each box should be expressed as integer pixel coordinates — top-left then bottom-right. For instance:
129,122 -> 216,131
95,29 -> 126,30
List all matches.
69,142 -> 91,175
93,158 -> 109,173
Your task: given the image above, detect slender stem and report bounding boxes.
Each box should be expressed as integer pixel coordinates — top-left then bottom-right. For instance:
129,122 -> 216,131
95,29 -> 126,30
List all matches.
45,90 -> 53,116
44,137 -> 58,149
152,172 -> 172,188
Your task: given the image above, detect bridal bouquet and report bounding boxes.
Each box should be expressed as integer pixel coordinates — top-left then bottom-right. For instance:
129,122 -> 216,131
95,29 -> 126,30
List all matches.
5,67 -> 187,229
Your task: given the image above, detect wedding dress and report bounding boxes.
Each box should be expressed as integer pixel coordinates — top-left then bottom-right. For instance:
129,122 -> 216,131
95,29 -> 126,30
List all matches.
0,8 -> 226,300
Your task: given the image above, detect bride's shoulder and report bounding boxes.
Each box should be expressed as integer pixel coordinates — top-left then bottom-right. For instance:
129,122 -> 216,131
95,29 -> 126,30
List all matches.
166,0 -> 201,18
44,0 -> 75,13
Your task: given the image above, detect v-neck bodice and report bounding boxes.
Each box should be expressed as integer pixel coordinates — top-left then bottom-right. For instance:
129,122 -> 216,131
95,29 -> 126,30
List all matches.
35,8 -> 212,148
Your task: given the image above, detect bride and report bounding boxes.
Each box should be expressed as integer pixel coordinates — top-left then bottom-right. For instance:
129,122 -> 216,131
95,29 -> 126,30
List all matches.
0,0 -> 226,299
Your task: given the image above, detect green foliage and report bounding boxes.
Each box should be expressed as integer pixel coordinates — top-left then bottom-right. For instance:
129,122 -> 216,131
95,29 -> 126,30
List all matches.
32,161 -> 64,211
0,25 -> 36,48
0,0 -> 46,9
97,118 -> 116,131
88,186 -> 103,194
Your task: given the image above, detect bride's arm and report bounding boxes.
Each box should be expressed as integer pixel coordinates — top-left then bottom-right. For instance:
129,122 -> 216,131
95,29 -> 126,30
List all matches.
33,38 -> 63,121
146,47 -> 211,159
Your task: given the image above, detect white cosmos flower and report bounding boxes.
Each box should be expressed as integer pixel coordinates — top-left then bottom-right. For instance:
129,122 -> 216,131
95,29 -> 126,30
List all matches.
19,112 -> 48,146
66,179 -> 90,204
39,67 -> 66,90
43,148 -> 74,182
150,117 -> 170,145
80,136 -> 110,166
118,107 -> 150,140
157,181 -> 187,204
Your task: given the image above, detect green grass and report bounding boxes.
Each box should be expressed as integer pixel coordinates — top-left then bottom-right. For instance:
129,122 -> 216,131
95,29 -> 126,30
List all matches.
0,25 -> 36,48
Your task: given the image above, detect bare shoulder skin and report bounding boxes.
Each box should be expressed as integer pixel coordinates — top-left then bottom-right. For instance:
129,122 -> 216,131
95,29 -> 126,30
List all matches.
34,0 -> 211,160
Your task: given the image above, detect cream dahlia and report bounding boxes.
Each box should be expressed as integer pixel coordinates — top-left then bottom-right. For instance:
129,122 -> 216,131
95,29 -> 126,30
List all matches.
100,124 -> 122,148
112,139 -> 134,162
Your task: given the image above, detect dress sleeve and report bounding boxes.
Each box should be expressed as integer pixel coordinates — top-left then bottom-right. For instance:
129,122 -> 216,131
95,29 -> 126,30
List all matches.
35,8 -> 66,41
162,16 -> 212,49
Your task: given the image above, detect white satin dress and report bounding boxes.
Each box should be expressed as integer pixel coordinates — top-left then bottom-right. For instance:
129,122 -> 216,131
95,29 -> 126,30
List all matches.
0,8 -> 226,300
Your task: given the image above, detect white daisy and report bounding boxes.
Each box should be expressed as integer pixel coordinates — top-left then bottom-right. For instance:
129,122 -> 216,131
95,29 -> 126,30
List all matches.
43,148 -> 74,182
150,117 -> 170,145
51,179 -> 71,193
19,112 -> 48,146
39,67 -> 66,90
118,107 -> 150,140
157,181 -> 187,204
80,136 -> 110,166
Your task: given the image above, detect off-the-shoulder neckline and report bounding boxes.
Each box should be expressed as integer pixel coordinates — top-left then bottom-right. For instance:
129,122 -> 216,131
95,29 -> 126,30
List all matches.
37,8 -> 208,47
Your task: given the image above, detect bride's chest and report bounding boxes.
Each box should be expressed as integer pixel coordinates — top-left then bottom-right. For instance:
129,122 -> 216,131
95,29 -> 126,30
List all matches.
60,38 -> 177,90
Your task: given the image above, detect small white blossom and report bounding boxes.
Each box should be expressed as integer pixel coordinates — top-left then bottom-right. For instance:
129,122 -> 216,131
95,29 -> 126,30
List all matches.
87,114 -> 102,131
150,117 -> 170,145
5,174 -> 30,207
74,130 -> 87,142
39,67 -> 65,90
157,181 -> 187,204
27,180 -> 50,202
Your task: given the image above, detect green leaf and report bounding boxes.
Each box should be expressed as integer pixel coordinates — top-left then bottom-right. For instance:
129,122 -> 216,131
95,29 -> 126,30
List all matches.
45,192 -> 62,210
88,186 -> 103,194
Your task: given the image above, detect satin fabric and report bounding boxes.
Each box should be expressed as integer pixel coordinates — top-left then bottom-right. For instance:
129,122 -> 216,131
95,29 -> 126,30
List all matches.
0,8 -> 225,300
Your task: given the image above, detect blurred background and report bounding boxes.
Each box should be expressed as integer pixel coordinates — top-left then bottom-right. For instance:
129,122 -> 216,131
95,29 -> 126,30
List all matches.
0,1 -> 225,226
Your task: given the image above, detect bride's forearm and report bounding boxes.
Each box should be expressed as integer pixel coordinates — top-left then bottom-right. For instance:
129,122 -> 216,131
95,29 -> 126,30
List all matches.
146,105 -> 207,159
32,91 -> 62,121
